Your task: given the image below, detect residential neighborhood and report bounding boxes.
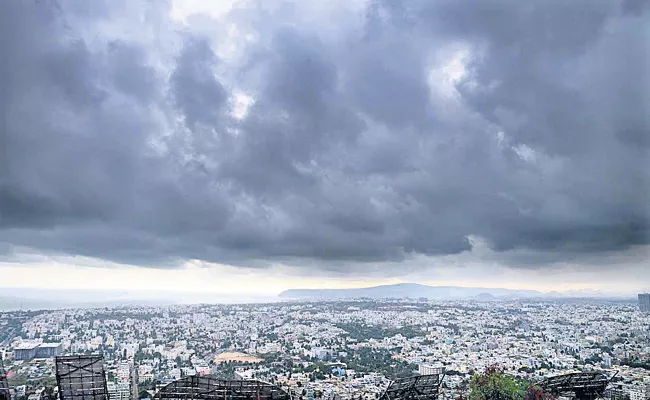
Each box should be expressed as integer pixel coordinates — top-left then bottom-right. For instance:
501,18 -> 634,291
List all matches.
1,299 -> 648,400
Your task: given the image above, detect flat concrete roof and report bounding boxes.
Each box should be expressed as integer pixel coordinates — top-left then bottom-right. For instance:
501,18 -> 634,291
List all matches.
15,343 -> 39,350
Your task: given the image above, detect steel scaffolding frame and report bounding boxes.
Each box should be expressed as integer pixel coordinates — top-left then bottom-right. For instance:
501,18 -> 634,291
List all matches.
539,372 -> 609,400
380,374 -> 444,400
55,355 -> 109,400
0,355 -> 10,400
153,376 -> 291,400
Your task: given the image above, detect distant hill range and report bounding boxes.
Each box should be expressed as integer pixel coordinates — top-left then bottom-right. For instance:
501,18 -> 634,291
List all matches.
278,283 -> 627,300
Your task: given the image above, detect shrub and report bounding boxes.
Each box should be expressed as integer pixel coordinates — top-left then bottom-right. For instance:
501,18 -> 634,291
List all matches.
469,366 -> 553,400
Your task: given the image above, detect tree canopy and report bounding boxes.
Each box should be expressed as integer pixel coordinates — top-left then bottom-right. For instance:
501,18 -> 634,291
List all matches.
469,366 -> 554,400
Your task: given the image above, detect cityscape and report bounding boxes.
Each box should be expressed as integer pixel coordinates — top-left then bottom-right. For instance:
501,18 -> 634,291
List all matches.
1,0 -> 649,400
0,295 -> 648,400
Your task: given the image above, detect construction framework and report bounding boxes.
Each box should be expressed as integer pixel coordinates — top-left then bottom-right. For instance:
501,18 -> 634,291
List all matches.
539,372 -> 609,400
55,355 -> 109,400
380,374 -> 445,400
153,376 -> 291,400
0,355 -> 10,400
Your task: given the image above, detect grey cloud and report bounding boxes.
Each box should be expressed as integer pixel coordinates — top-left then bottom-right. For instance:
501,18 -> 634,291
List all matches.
0,0 -> 648,272
171,36 -> 228,128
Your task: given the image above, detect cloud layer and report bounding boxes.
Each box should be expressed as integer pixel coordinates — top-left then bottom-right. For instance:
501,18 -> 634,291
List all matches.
0,0 -> 648,270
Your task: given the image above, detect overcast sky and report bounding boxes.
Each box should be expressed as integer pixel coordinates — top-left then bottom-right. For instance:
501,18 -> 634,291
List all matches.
0,0 -> 648,296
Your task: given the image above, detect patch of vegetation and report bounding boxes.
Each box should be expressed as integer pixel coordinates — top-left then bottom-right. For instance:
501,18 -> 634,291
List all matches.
470,365 -> 554,400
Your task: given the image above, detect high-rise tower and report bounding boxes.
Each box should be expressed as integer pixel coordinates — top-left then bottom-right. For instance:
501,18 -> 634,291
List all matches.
639,293 -> 650,312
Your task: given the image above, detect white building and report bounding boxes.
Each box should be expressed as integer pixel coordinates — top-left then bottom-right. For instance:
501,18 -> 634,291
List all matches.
169,368 -> 182,380
234,368 -> 255,380
15,386 -> 26,398
107,382 -> 131,400
418,364 -> 444,376
311,347 -> 329,360
625,385 -> 650,400
117,362 -> 131,382
259,342 -> 281,354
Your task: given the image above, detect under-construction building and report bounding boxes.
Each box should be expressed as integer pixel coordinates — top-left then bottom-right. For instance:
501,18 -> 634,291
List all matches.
0,355 -> 10,400
539,372 -> 611,400
153,376 -> 290,400
380,373 -> 445,400
149,372 -> 447,400
55,355 -> 109,400
0,352 -> 623,400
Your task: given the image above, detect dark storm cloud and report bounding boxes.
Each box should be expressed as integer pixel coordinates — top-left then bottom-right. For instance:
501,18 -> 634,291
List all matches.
171,36 -> 229,128
0,0 -> 647,270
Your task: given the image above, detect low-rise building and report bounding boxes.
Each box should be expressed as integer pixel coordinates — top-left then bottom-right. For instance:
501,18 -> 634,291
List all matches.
107,381 -> 131,400
35,343 -> 62,359
14,343 -> 40,361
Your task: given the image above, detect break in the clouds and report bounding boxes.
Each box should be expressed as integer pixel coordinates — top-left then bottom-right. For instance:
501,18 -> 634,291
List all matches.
0,0 -> 648,271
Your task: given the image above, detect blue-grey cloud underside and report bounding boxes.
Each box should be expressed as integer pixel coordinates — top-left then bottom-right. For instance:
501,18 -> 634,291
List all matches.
0,0 -> 648,269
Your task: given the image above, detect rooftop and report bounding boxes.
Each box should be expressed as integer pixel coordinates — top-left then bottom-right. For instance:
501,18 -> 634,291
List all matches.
14,343 -> 40,350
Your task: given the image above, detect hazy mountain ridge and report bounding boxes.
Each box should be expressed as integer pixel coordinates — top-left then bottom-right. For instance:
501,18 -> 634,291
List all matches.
278,283 -> 631,300
0,284 -> 635,311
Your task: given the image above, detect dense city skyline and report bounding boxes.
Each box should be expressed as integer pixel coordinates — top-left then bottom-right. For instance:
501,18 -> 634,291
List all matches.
1,298 -> 648,400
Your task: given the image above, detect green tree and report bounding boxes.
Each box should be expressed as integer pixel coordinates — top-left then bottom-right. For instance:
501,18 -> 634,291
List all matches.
470,366 -> 527,400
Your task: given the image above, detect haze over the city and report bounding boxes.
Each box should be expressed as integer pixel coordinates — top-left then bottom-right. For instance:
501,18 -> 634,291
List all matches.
0,0 -> 648,298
